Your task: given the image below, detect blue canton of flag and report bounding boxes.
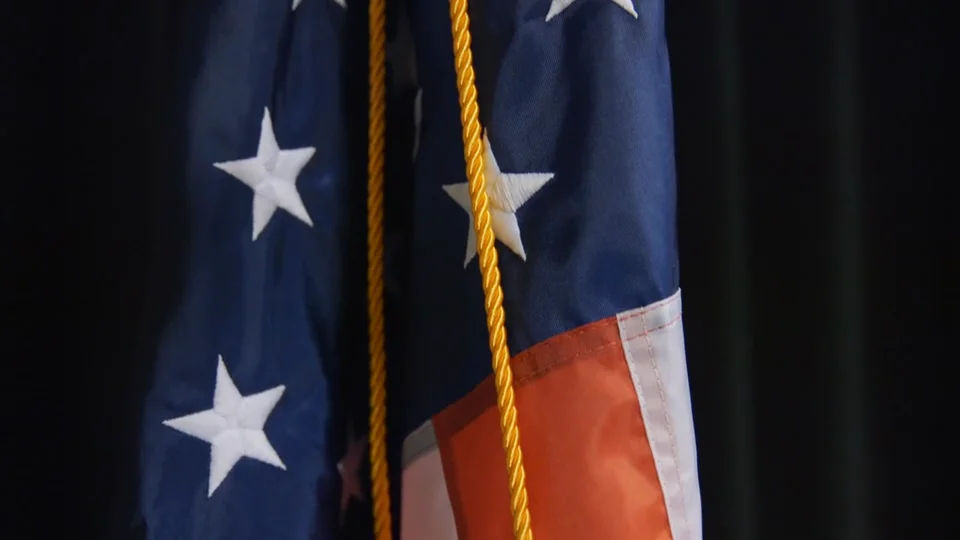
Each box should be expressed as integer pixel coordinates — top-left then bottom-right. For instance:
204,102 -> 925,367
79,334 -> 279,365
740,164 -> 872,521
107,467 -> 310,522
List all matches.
138,0 -> 358,538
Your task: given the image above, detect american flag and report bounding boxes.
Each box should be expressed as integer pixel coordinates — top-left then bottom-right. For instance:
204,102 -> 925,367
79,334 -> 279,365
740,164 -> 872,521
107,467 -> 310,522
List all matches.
135,0 -> 701,538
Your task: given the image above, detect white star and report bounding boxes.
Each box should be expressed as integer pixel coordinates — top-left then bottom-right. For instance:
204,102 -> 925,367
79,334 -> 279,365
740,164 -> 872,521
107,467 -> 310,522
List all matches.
292,0 -> 302,9
162,355 -> 287,497
442,133 -> 554,267
213,108 -> 315,241
545,0 -> 637,22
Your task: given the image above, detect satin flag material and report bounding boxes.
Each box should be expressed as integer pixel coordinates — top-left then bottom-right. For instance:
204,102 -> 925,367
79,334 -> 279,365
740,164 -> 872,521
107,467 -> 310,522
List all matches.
136,1 -> 355,537
394,0 -> 702,537
401,293 -> 700,540
394,0 -> 701,540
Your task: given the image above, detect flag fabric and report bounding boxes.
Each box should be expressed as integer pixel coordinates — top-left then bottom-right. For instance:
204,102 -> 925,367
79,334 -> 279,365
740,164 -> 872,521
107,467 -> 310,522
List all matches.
131,0 -> 700,538
138,0 -> 359,538
396,0 -> 702,538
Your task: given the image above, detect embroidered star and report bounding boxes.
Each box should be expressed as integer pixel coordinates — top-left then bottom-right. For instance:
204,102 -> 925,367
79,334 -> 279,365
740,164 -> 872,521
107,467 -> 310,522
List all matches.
162,355 -> 287,497
442,133 -> 554,267
338,430 -> 367,524
545,0 -> 637,22
292,0 -> 302,8
213,108 -> 315,241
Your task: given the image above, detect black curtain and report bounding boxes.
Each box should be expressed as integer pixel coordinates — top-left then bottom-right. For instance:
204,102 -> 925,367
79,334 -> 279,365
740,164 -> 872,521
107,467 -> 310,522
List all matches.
669,1 -> 950,538
28,0 -> 949,537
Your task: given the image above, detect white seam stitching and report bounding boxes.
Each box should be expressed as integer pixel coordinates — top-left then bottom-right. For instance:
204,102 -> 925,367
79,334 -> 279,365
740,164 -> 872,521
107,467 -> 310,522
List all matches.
640,305 -> 691,539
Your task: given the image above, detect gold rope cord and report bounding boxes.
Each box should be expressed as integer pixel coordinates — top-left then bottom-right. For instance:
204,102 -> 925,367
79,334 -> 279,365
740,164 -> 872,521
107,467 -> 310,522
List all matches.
367,0 -> 392,534
367,0 -> 535,537
447,0 -> 535,538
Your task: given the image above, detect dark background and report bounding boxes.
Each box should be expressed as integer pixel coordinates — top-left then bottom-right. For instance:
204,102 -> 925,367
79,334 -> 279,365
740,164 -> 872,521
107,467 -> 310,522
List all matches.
11,0 -> 950,537
669,2 -> 950,539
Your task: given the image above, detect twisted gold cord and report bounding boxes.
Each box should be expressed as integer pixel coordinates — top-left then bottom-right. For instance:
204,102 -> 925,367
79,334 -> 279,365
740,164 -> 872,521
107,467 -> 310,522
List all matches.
447,0 -> 534,538
367,1 -> 535,537
367,0 -> 392,535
